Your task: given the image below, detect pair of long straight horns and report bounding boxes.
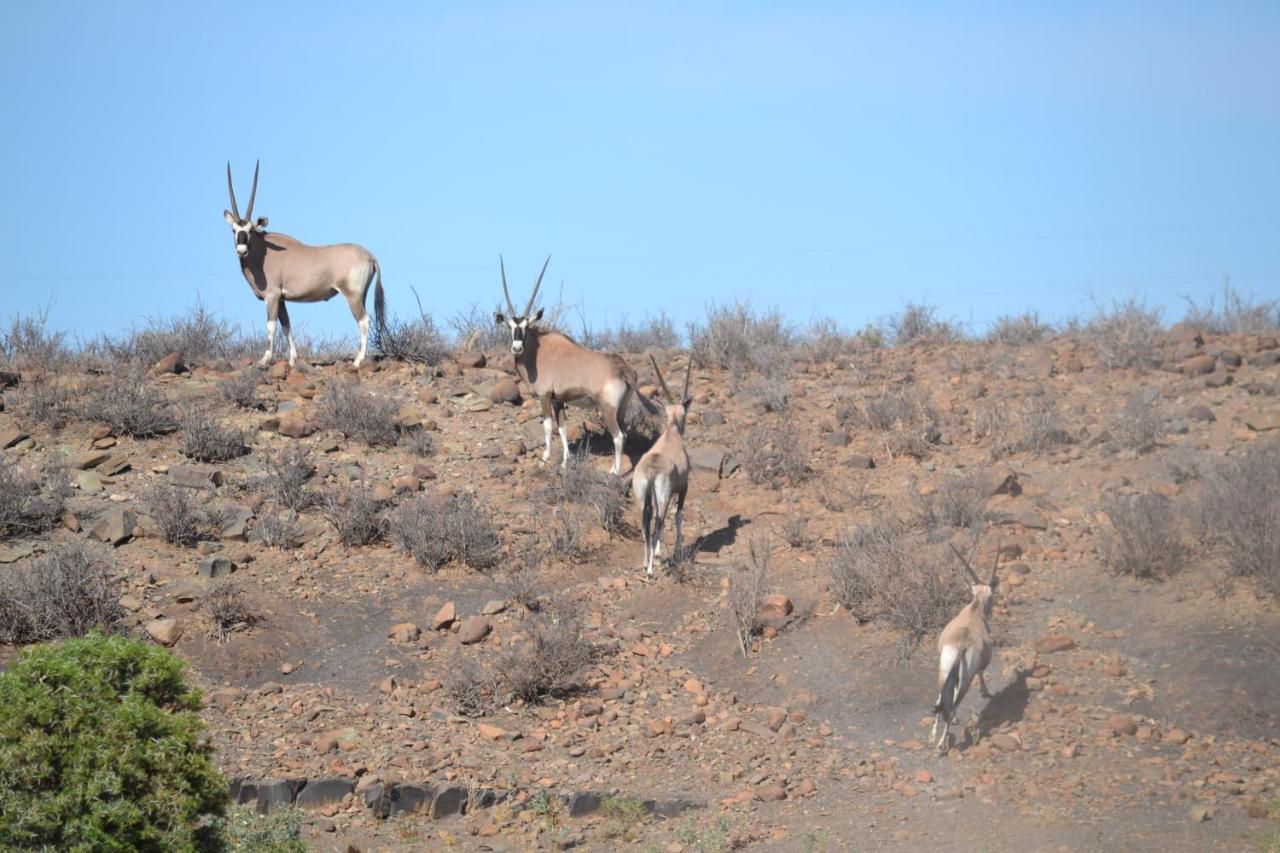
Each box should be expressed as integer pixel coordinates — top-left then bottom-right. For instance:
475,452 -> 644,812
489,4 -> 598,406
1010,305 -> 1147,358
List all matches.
499,254 -> 551,319
648,354 -> 693,404
948,541 -> 1000,588
226,160 -> 260,222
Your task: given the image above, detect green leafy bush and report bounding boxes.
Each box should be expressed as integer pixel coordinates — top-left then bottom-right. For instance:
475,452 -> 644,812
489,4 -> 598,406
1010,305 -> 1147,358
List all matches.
0,633 -> 226,851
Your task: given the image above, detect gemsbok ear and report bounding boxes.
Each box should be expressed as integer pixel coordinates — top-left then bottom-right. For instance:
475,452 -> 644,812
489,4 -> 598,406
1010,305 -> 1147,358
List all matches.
531,307 -> 544,323
254,217 -> 269,232
223,210 -> 236,224
494,312 -> 506,326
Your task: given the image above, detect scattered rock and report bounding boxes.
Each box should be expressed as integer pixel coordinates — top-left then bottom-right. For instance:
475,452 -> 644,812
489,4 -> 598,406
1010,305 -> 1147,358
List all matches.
487,377 -> 521,404
89,508 -> 137,546
198,555 -> 235,579
151,352 -> 185,375
458,616 -> 491,645
1034,634 -> 1076,654
388,623 -> 421,643
1186,404 -> 1215,423
433,601 -> 457,630
146,617 -> 182,646
168,465 -> 224,489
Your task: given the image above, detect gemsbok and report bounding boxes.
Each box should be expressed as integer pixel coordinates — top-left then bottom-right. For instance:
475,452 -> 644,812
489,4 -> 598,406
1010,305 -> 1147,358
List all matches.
633,354 -> 693,578
223,161 -> 385,368
494,256 -> 651,475
932,543 -> 999,752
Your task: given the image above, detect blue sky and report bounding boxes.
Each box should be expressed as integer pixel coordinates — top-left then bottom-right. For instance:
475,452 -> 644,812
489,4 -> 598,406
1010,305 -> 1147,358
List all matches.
2,2 -> 1277,343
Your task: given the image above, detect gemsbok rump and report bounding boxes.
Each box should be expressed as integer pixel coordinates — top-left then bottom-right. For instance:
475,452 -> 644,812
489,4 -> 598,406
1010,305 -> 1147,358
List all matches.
223,161 -> 385,368
932,543 -> 999,752
494,256 -> 650,475
633,354 -> 694,578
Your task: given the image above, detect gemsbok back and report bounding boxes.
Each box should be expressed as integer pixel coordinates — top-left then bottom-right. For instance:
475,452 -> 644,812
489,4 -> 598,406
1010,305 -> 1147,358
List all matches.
633,354 -> 694,578
932,543 -> 999,752
223,161 -> 385,368
494,256 -> 652,475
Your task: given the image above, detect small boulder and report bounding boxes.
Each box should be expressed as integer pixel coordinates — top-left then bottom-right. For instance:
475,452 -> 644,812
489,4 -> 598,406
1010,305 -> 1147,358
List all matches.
456,352 -> 487,369
388,623 -> 421,643
146,617 -> 182,646
458,616 -> 491,645
151,352 -> 185,375
487,377 -> 521,405
1034,634 -> 1076,654
432,601 -> 457,630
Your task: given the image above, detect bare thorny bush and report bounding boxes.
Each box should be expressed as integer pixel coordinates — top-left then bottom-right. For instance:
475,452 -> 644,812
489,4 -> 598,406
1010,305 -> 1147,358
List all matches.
85,369 -> 177,437
1099,492 -> 1192,580
735,418 -> 810,488
1105,392 -> 1165,454
93,304 -> 256,367
1082,296 -> 1165,370
373,289 -> 453,365
389,491 -> 501,571
322,484 -> 390,547
178,407 -> 246,463
0,542 -> 125,644
1195,441 -> 1280,598
0,460 -> 69,541
204,580 -> 258,641
217,369 -> 263,410
544,451 -> 628,538
827,517 -> 971,654
145,483 -> 226,548
494,599 -> 595,704
1,307 -> 70,371
885,301 -> 963,347
688,301 -> 795,388
840,384 -> 941,460
1181,278 -> 1280,335
986,311 -> 1055,346
8,376 -> 85,431
972,396 -> 1075,459
262,445 -> 316,511
914,471 -> 989,533
317,380 -> 401,446
729,536 -> 771,658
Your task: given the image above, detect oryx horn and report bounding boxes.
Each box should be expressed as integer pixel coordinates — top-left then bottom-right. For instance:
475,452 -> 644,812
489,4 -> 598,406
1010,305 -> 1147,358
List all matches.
245,159 -> 260,221
649,354 -> 674,402
524,254 -> 551,317
948,543 -> 984,586
499,255 -> 517,317
226,162 -> 240,220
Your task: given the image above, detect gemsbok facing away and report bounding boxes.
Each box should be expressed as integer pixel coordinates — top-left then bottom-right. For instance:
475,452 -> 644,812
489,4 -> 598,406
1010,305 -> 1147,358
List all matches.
932,544 -> 999,752
633,354 -> 693,578
494,256 -> 650,475
224,161 -> 385,368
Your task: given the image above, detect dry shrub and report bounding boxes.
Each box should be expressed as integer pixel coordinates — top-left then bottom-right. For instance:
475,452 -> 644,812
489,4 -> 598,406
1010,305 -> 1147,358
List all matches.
1,308 -> 70,371
797,316 -> 858,363
842,385 -> 941,459
85,369 -> 176,438
688,301 -> 794,381
1181,278 -> 1280,335
976,397 -> 1075,459
449,305 -> 510,352
1197,442 -> 1280,597
444,656 -> 501,717
0,542 -> 124,644
204,580 -> 257,641
545,506 -> 591,562
389,491 -> 501,571
0,460 -> 69,541
885,302 -> 962,346
98,304 -> 254,367
1083,296 -> 1164,370
777,515 -> 808,548
827,517 -> 968,651
262,445 -> 316,511
1100,492 -> 1191,579
546,451 -> 627,537
144,483 -> 224,548
915,472 -> 988,532
735,419 -> 810,488
729,536 -> 771,658
217,370 -> 262,409
1106,392 -> 1164,453
987,311 -> 1053,346
579,313 -> 680,353
740,375 -> 790,413
487,559 -> 544,612
322,487 -> 389,546
178,408 -> 246,463
816,476 -> 878,513
317,380 -> 400,446
374,290 -> 452,365
493,601 -> 594,703
253,510 -> 304,550
10,377 -> 83,431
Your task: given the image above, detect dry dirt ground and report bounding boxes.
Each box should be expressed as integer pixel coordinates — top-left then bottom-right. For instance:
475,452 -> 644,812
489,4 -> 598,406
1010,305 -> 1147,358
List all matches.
2,328 -> 1279,852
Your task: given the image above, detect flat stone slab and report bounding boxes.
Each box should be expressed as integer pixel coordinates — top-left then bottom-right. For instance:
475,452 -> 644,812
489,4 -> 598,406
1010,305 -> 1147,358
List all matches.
168,464 -> 223,489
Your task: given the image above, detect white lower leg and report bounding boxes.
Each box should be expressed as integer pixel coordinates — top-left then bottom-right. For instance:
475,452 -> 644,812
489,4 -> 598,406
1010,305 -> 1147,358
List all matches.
542,417 -> 553,462
558,424 -> 570,467
354,316 -> 370,367
611,430 -> 624,475
286,328 -> 298,367
261,319 -> 277,365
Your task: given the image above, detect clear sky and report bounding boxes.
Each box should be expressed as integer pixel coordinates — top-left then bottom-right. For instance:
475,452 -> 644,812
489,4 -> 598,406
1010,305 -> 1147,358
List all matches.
2,2 -> 1277,344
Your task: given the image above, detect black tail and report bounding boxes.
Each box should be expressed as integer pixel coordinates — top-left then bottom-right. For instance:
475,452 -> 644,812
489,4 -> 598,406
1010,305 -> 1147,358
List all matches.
934,655 -> 964,721
372,260 -> 386,338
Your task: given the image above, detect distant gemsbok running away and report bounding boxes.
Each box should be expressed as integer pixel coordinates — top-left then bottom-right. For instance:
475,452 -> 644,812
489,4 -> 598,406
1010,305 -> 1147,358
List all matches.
633,354 -> 694,578
494,255 -> 652,475
224,161 -> 385,368
932,543 -> 1000,752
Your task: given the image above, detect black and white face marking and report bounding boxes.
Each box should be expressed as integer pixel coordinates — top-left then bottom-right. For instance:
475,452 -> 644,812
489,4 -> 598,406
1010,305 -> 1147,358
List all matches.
495,308 -> 542,356
223,211 -> 268,258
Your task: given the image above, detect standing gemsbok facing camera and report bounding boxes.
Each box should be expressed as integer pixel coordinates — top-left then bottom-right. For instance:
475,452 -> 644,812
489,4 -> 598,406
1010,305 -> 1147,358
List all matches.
633,354 -> 694,578
932,544 -> 1000,752
223,161 -> 385,368
494,256 -> 651,475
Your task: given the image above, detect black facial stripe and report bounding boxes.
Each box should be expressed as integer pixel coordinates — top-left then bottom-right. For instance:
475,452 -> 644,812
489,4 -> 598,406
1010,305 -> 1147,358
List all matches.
236,232 -> 249,246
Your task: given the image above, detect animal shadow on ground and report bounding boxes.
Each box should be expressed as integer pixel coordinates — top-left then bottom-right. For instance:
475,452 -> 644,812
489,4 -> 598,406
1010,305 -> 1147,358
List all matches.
696,514 -> 747,556
977,668 -> 1031,739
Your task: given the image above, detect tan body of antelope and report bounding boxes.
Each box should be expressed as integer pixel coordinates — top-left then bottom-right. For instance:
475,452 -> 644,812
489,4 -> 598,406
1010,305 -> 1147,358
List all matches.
932,545 -> 999,752
494,256 -> 649,475
633,355 -> 693,578
224,162 -> 385,368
